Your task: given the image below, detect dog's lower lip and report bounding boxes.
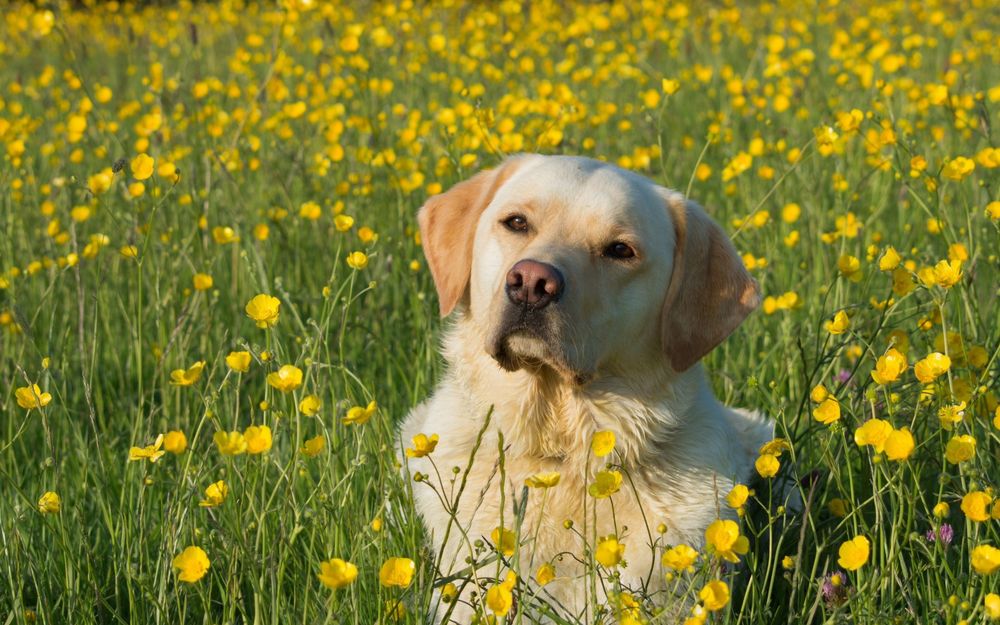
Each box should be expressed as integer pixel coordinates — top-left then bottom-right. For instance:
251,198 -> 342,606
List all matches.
490,331 -> 531,371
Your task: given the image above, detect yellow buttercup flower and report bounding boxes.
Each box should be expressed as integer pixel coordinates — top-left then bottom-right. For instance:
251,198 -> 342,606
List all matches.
378,557 -> 415,588
536,563 -> 555,586
726,484 -> 750,509
346,251 -> 368,269
244,425 -> 273,454
854,418 -> 893,452
38,491 -> 61,514
343,400 -> 377,425
933,502 -> 950,518
883,428 -> 915,461
759,438 -> 791,457
914,352 -> 950,383
591,430 -> 615,457
130,153 -> 154,180
892,267 -> 916,296
987,201 -> 1000,221
198,480 -> 228,507
810,384 -> 829,403
212,226 -> 238,244
944,434 -> 975,464
485,572 -> 516,616
837,254 -> 862,282
491,526 -> 517,557
299,394 -> 321,416
225,351 -> 252,373
931,259 -> 962,288
588,469 -> 623,499
129,433 -> 166,463
971,545 -> 1000,575
358,226 -> 377,244
781,203 -> 801,223
837,535 -> 870,570
524,471 -> 561,488
245,294 -> 280,329
318,558 -> 358,590
300,434 -> 325,457
961,491 -> 992,522
193,273 -> 213,291
825,310 -> 850,335
941,156 -> 974,181
158,160 -> 179,182
662,544 -> 698,571
172,546 -> 210,583
699,580 -> 730,611
595,535 -> 625,567
405,433 -> 439,458
163,430 -> 187,454
704,519 -> 749,562
835,109 -> 863,132
170,360 -> 205,386
871,348 -> 907,385
213,430 -> 247,456
813,397 -> 841,425
985,593 -> 1000,619
948,243 -> 968,263
755,453 -> 780,478
299,200 -> 321,220
878,246 -> 902,271
333,214 -> 354,231
267,365 -> 303,392
662,78 -> 681,95
283,101 -> 307,118
30,9 -> 55,37
441,582 -> 458,603
15,384 -> 52,410
937,402 -> 966,430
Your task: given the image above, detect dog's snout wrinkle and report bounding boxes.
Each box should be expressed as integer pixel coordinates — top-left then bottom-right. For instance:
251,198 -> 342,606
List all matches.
505,259 -> 564,309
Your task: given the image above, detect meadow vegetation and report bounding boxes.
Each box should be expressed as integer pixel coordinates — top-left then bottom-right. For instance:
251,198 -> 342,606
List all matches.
1,0 -> 999,623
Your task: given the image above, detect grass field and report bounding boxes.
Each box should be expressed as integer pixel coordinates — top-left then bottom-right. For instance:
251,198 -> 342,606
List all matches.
2,0 -> 999,623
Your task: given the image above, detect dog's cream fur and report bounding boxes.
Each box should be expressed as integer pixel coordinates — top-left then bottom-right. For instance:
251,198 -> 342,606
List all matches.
400,154 -> 773,621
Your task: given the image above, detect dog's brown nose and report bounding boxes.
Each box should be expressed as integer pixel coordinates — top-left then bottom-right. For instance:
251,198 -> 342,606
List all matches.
505,259 -> 564,309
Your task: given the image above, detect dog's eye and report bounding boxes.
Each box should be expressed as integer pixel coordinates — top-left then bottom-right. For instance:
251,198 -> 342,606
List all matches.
502,215 -> 529,232
603,241 -> 636,260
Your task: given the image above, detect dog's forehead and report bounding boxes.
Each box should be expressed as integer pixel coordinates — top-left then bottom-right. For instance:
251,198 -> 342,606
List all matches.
491,156 -> 668,227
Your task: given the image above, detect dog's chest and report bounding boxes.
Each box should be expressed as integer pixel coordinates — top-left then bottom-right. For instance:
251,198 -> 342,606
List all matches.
414,434 -> 719,584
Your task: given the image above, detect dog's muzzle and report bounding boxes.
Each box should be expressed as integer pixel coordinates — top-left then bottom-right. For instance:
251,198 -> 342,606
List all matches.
488,259 -> 565,371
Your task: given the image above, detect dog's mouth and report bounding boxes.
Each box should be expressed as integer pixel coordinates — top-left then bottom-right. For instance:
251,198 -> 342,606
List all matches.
489,303 -> 557,368
490,327 -> 549,371
487,308 -> 594,385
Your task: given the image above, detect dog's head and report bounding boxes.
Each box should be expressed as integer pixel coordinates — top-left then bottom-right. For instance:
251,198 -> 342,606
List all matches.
418,154 -> 759,381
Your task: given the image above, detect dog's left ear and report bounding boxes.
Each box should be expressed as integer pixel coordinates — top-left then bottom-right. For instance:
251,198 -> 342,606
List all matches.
418,156 -> 526,317
660,192 -> 760,372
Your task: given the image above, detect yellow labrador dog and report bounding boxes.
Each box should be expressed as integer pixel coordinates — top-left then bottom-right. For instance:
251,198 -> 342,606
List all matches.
400,154 -> 772,620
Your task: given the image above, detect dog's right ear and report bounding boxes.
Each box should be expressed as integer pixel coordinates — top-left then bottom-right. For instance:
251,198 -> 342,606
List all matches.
659,193 -> 761,372
418,157 -> 525,317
